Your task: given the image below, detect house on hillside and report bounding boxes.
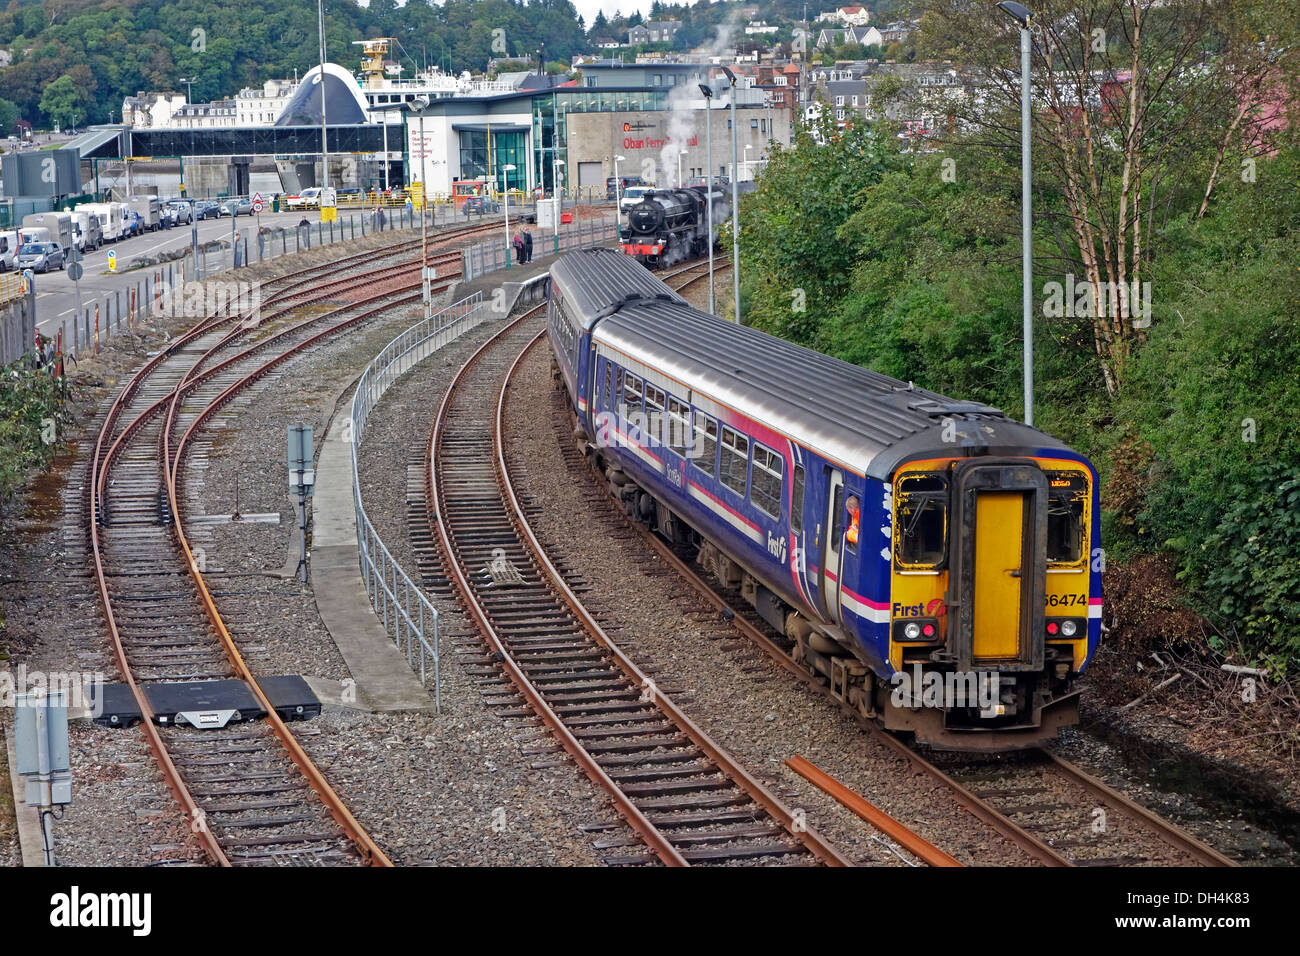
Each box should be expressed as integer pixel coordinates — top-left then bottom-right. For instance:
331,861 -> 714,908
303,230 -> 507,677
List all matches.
834,5 -> 871,27
121,91 -> 187,128
628,20 -> 682,45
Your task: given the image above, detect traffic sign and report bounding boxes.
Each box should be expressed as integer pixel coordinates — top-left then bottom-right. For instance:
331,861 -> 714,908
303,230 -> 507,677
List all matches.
107,250 -> 117,273
67,262 -> 83,281
252,198 -> 264,214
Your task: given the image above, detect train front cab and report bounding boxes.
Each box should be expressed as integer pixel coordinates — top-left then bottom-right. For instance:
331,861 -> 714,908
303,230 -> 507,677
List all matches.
875,455 -> 1098,750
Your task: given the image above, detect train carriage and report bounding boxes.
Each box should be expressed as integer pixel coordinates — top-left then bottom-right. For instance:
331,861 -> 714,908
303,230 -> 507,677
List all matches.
547,249 -> 1102,750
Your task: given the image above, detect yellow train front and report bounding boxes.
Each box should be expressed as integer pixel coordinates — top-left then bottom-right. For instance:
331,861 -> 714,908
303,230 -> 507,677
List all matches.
873,453 -> 1101,750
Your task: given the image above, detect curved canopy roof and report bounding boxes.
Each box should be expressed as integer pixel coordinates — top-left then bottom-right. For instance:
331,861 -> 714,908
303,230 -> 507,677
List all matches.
276,63 -> 370,126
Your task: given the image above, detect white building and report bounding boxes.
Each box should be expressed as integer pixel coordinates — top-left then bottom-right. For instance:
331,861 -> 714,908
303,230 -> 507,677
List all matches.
235,79 -> 298,126
833,5 -> 871,27
121,92 -> 187,128
170,99 -> 237,129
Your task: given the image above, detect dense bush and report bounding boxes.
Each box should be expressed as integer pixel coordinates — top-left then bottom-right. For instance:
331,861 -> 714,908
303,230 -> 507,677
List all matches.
0,361 -> 66,517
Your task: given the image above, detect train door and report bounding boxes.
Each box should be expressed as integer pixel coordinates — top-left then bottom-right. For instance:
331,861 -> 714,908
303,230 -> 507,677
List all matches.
948,460 -> 1047,671
820,468 -> 846,623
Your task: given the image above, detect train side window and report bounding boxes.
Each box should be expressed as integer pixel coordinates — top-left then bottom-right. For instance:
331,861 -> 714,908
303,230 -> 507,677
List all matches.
692,412 -> 718,476
791,464 -> 805,535
750,443 -> 783,519
720,427 -> 749,496
644,384 -> 665,446
1046,472 -> 1088,564
604,361 -> 612,409
895,474 -> 948,568
666,397 -> 690,457
623,372 -> 642,416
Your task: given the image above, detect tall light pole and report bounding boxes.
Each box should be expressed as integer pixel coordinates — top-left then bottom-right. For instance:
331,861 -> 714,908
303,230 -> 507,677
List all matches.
502,163 -> 516,267
613,153 -> 626,236
412,96 -> 431,318
998,0 -> 1034,426
698,84 -> 716,316
552,158 -> 565,253
722,67 -> 742,324
317,0 -> 329,191
179,78 -> 193,104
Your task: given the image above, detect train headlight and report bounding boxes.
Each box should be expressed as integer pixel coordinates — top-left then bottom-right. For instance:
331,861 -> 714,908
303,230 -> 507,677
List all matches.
1060,619 -> 1078,637
893,618 -> 940,642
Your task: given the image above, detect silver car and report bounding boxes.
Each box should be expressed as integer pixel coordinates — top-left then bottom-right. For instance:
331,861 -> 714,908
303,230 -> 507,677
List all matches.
15,242 -> 65,273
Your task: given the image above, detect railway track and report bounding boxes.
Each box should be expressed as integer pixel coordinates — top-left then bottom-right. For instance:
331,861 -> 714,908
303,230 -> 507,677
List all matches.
86,229 -> 484,866
423,302 -> 848,866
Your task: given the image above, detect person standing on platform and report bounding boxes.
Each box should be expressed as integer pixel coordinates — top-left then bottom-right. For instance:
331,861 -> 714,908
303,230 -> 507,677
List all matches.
522,229 -> 534,263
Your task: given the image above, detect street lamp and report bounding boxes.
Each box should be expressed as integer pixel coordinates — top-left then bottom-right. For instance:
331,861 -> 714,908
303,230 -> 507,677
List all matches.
998,0 -> 1035,426
698,83 -> 716,316
317,0 -> 329,192
179,78 -> 193,105
502,163 -> 516,267
613,153 -> 626,236
721,67 -> 741,324
552,158 -> 565,253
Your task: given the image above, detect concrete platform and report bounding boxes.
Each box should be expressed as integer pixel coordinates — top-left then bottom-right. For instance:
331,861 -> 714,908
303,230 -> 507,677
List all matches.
309,412 -> 436,713
3,720 -> 45,866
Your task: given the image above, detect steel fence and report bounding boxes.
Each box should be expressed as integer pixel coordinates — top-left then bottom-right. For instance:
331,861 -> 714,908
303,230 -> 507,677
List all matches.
348,292 -> 489,712
461,218 -> 619,281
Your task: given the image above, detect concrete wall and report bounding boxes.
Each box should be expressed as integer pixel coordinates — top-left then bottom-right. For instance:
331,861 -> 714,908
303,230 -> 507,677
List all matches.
565,105 -> 790,188
0,292 -> 36,366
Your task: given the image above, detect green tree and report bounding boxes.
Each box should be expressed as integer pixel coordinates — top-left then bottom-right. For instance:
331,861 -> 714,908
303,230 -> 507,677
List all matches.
38,74 -> 83,129
0,98 -> 19,136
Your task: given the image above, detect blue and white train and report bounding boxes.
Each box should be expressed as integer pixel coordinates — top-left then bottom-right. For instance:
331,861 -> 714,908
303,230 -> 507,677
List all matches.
546,248 -> 1102,750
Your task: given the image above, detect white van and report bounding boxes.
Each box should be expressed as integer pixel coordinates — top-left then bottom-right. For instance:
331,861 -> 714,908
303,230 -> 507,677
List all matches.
70,209 -> 103,251
82,202 -> 124,242
0,230 -> 17,271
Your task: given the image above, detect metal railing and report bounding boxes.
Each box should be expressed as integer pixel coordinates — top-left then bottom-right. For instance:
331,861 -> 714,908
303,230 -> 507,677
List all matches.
348,292 -> 490,712
462,218 -> 619,281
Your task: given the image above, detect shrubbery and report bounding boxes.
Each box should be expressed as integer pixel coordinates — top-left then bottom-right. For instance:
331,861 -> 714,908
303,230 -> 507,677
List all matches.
738,123 -> 1300,671
0,361 -> 66,516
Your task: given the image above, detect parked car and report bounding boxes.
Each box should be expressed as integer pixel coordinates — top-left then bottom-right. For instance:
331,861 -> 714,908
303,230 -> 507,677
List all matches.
124,210 -> 143,237
164,199 -> 194,224
619,186 -> 655,213
15,241 -> 65,273
192,200 -> 221,220
286,188 -> 322,210
221,198 -> 254,217
464,196 -> 501,215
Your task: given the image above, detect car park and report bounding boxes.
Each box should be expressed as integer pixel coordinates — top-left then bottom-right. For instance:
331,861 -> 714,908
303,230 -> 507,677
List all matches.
15,241 -> 65,273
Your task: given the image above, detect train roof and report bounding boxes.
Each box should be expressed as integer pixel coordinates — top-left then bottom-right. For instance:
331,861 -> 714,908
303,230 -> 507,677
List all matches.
560,252 -> 1070,480
549,248 -> 685,331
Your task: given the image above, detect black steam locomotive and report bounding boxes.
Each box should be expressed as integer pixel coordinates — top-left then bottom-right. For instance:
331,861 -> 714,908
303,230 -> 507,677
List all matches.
619,185 -> 731,268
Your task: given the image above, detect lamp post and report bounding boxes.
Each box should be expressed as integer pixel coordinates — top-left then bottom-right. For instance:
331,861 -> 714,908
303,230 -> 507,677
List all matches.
998,0 -> 1035,426
317,0 -> 329,192
502,163 -> 516,268
722,67 -> 742,324
179,78 -> 193,105
613,153 -> 626,236
698,83 -> 716,316
412,95 -> 432,318
552,158 -> 565,253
